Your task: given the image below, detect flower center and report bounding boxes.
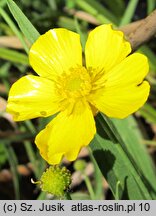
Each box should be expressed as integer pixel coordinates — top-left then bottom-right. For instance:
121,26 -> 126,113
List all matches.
66,77 -> 83,92
56,66 -> 91,99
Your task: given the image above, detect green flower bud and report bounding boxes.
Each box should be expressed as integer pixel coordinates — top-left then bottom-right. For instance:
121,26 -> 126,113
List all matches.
74,159 -> 87,171
40,166 -> 71,197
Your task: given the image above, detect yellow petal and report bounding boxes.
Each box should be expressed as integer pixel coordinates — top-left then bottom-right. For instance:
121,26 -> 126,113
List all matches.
35,100 -> 96,164
90,81 -> 150,118
104,53 -> 149,87
88,53 -> 150,118
29,28 -> 82,80
85,24 -> 131,72
7,75 -> 61,121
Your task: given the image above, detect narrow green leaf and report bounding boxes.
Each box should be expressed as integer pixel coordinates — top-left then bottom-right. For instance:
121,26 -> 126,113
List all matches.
0,0 -> 7,7
89,149 -> 104,199
147,0 -> 156,14
7,0 -> 40,45
119,0 -> 139,26
0,6 -> 29,53
0,47 -> 29,65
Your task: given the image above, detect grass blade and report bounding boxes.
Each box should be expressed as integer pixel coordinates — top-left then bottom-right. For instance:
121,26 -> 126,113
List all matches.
0,6 -> 29,53
7,0 -> 40,45
0,47 -> 29,65
119,0 -> 139,26
147,0 -> 156,14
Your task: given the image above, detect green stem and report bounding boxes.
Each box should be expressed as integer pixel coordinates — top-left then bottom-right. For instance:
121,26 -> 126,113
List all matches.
83,173 -> 95,200
89,147 -> 103,199
115,181 -> 121,200
24,120 -> 37,135
4,142 -> 20,199
20,125 -> 38,178
36,153 -> 47,178
0,7 -> 29,53
24,140 -> 38,178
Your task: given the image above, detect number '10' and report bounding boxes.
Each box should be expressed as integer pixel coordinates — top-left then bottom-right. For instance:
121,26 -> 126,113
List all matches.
139,203 -> 150,211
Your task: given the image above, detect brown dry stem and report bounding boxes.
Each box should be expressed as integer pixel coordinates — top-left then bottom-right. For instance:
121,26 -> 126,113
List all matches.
120,9 -> 156,50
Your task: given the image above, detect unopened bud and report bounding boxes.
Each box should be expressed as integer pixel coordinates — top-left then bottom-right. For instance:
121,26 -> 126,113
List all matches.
40,166 -> 71,197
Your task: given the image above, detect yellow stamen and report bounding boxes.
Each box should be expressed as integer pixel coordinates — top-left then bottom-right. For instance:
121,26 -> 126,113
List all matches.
56,66 -> 91,100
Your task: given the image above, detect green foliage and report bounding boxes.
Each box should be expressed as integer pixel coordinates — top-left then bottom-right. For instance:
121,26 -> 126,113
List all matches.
7,0 -> 40,45
90,114 -> 156,199
0,47 -> 29,64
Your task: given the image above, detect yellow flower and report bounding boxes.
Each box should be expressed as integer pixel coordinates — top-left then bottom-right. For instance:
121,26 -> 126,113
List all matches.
7,24 -> 150,164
